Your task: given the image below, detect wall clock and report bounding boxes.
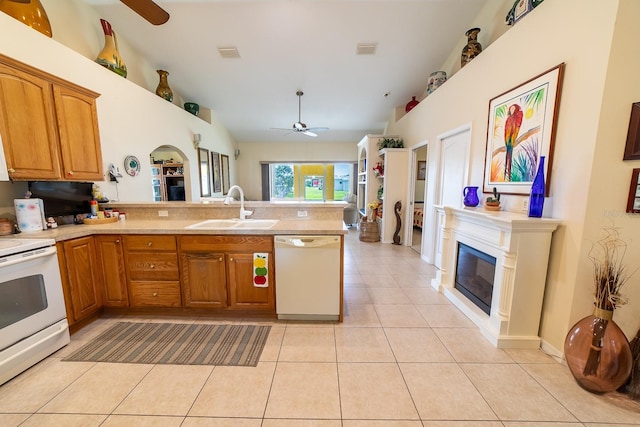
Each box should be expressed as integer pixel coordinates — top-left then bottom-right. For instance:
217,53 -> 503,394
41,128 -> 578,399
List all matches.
124,155 -> 141,176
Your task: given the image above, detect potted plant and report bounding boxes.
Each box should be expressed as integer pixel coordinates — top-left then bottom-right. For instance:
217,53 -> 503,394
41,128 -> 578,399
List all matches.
378,138 -> 404,150
485,187 -> 501,211
564,227 -> 634,393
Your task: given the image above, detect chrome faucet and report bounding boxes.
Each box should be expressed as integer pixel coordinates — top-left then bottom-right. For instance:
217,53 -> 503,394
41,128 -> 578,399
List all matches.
224,185 -> 253,220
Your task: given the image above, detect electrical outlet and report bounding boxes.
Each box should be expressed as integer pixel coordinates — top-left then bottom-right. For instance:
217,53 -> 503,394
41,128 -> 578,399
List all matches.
521,198 -> 529,212
158,210 -> 169,217
297,210 -> 308,217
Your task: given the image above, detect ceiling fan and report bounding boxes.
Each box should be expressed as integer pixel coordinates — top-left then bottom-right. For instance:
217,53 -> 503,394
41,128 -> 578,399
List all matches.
272,90 -> 329,137
120,0 -> 170,25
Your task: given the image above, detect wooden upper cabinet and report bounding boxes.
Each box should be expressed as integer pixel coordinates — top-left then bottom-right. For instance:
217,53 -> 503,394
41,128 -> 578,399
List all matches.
0,62 -> 61,179
53,85 -> 103,180
0,54 -> 103,181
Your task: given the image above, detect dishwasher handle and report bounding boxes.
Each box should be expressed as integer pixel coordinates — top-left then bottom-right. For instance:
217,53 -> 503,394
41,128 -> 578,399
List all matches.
275,236 -> 340,249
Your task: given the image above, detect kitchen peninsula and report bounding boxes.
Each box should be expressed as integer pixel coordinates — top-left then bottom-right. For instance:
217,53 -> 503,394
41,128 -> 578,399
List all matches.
9,201 -> 347,332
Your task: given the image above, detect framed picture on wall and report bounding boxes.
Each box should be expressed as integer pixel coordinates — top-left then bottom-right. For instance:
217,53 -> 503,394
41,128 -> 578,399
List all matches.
623,102 -> 640,160
211,151 -> 222,193
417,161 -> 426,180
197,148 -> 211,197
626,168 -> 640,213
221,154 -> 230,195
483,63 -> 565,195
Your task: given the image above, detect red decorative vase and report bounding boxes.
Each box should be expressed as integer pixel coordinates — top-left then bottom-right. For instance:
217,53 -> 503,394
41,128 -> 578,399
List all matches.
564,311 -> 633,393
405,96 -> 419,113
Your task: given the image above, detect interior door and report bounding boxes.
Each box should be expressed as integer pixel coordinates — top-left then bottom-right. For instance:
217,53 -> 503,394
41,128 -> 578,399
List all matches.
433,126 -> 471,268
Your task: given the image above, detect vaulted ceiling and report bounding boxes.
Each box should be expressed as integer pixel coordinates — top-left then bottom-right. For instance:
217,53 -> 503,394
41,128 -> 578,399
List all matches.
82,0 -> 486,143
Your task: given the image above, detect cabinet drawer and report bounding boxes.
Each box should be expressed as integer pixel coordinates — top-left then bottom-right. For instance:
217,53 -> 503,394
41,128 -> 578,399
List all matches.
129,281 -> 181,307
124,235 -> 176,251
127,253 -> 179,280
178,235 -> 273,252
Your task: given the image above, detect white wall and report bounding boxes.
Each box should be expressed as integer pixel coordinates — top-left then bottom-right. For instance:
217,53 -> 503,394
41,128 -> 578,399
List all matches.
236,141 -> 356,200
386,0 -> 640,352
0,0 -> 237,206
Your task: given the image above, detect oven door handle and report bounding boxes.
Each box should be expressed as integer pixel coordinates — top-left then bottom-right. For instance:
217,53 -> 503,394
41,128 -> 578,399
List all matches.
0,246 -> 57,268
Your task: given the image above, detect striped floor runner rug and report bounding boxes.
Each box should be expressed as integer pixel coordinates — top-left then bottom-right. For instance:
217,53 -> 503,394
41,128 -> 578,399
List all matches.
63,322 -> 271,367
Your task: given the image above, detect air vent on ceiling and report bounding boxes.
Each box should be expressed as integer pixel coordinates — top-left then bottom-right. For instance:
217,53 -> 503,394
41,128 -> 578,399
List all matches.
356,43 -> 377,55
217,47 -> 240,58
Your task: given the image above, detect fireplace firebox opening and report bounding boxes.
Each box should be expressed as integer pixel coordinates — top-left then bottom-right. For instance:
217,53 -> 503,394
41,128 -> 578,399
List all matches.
454,242 -> 496,315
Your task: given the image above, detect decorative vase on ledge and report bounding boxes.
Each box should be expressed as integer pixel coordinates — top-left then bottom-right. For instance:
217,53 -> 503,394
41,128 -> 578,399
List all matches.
0,0 -> 52,38
184,102 -> 199,116
405,96 -> 419,113
461,27 -> 482,68
155,70 -> 173,102
95,19 -> 127,78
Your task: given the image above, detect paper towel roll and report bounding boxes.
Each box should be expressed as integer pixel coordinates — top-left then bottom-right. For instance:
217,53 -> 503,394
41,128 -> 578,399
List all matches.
14,198 -> 46,233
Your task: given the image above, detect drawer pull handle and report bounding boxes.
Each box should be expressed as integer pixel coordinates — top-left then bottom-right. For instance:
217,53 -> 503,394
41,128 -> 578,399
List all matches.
115,239 -> 120,244
230,257 -> 234,262
219,257 -> 223,262
150,264 -> 155,269
147,242 -> 153,247
152,292 -> 158,297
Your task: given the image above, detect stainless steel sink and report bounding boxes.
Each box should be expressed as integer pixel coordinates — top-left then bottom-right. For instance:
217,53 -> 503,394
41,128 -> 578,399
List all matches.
185,219 -> 278,230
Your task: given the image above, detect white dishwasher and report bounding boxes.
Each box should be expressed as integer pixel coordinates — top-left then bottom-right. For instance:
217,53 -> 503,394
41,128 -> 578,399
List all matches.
275,235 -> 341,320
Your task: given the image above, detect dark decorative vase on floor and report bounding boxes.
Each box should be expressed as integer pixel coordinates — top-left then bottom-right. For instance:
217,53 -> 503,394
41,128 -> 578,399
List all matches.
461,28 -> 482,68
564,311 -> 633,393
156,70 -> 173,102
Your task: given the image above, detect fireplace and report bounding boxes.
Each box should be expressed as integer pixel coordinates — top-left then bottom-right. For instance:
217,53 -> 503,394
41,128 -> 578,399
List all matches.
432,206 -> 560,348
455,243 -> 496,315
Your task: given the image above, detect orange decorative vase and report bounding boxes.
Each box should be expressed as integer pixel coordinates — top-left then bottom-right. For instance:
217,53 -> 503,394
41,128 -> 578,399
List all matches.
95,19 -> 127,78
156,70 -> 173,102
0,0 -> 52,37
564,311 -> 633,393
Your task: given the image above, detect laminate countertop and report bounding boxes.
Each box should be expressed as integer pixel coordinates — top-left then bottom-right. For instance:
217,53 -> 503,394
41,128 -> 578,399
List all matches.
4,218 -> 348,243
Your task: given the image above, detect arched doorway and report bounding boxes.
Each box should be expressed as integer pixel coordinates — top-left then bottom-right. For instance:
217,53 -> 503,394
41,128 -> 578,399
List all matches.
149,145 -> 189,201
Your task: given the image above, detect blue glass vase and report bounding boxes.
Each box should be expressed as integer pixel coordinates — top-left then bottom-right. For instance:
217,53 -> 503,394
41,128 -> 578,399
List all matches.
528,156 -> 545,217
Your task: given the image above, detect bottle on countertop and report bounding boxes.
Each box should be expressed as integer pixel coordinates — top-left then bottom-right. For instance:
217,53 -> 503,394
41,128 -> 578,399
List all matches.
90,199 -> 98,217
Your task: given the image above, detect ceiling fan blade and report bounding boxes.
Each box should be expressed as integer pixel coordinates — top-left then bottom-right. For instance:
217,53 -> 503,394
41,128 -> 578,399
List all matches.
120,0 -> 170,25
306,127 -> 329,133
303,131 -> 318,137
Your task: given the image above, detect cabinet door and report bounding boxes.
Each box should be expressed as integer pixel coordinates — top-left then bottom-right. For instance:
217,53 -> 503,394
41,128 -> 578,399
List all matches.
0,62 -> 61,180
94,235 -> 128,307
62,237 -> 102,322
181,252 -> 228,308
52,85 -> 103,181
227,253 -> 274,311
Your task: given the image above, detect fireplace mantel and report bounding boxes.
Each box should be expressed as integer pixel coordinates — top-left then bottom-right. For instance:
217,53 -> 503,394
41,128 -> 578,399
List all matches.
431,205 -> 561,348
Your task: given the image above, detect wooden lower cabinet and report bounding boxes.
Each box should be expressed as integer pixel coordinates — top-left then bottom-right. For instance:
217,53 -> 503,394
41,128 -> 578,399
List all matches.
94,235 -> 128,307
181,251 -> 228,308
57,237 -> 102,325
179,235 -> 275,312
123,235 -> 181,308
227,253 -> 273,309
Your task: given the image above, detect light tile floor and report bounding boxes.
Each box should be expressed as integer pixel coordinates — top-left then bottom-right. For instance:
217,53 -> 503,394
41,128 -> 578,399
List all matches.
1,229 -> 639,426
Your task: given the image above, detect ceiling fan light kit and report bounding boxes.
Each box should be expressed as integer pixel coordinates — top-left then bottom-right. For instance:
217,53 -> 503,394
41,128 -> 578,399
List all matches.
271,90 -> 329,138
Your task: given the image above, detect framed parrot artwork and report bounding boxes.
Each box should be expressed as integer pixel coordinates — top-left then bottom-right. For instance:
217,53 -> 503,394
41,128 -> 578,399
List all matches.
483,63 -> 565,195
